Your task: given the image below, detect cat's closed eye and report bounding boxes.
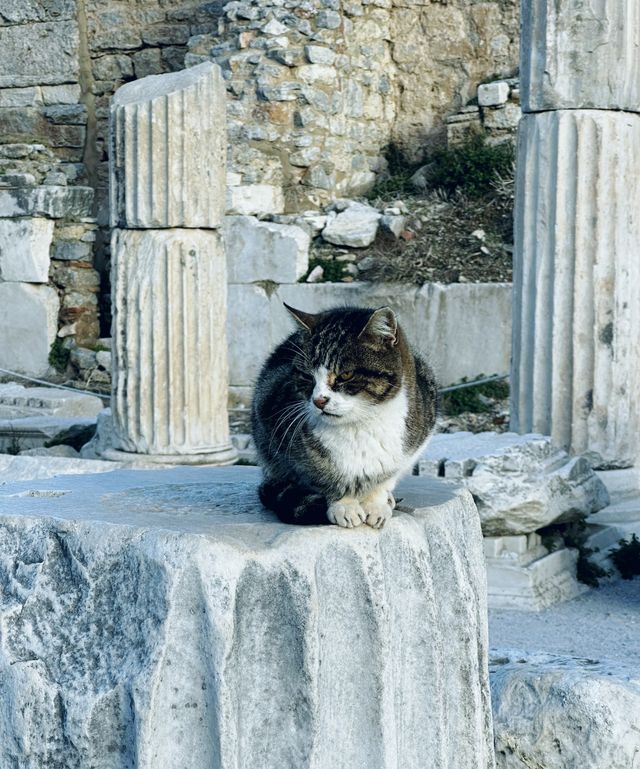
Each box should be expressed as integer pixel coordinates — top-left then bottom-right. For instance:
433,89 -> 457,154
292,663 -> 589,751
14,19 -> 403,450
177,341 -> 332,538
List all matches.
336,370 -> 354,382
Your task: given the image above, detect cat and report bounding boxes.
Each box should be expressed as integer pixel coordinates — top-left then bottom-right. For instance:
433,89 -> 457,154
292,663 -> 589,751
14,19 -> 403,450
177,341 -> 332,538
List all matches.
251,304 -> 438,528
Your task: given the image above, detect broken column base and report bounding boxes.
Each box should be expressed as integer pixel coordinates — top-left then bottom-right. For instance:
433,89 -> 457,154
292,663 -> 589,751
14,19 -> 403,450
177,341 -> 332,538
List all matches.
485,534 -> 587,611
82,408 -> 238,466
101,446 -> 238,465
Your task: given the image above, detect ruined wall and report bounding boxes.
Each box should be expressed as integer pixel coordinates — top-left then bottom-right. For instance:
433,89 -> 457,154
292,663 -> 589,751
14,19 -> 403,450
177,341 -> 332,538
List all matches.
0,0 -> 220,370
187,0 -> 397,213
391,0 -> 519,159
0,0 -> 518,376
187,0 -> 519,211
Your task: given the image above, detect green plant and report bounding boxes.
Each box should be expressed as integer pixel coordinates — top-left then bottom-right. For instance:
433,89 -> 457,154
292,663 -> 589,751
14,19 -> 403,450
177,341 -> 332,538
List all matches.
540,521 -> 610,587
300,256 -> 347,283
609,534 -> 640,580
441,375 -> 509,416
49,337 -> 70,373
367,143 -> 420,199
426,135 -> 515,198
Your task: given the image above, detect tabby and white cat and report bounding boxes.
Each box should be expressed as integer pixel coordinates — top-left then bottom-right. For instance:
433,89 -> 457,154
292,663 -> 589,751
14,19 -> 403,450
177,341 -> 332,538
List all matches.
252,304 -> 437,528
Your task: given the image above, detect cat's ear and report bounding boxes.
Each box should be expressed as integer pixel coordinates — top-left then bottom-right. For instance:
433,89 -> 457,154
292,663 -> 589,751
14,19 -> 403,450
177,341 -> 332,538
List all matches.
359,307 -> 398,346
283,303 -> 318,333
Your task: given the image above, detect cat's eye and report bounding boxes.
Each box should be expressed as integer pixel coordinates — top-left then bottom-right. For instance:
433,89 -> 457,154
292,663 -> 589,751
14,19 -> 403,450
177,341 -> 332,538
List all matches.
337,370 -> 354,382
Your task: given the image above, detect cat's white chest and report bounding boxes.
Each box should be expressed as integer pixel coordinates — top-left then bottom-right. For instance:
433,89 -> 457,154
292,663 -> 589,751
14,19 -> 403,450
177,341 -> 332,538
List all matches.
313,389 -> 409,482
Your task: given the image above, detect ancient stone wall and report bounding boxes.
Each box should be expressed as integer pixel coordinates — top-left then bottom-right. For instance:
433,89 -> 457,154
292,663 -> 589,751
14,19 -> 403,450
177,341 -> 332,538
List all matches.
0,0 -> 518,377
187,0 -> 519,211
0,0 -> 220,369
390,0 -> 519,157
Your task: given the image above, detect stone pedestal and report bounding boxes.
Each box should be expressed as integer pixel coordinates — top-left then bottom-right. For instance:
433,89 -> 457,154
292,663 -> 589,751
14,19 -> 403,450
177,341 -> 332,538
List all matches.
108,229 -> 235,462
0,467 -> 495,769
484,534 -> 586,611
511,111 -> 640,466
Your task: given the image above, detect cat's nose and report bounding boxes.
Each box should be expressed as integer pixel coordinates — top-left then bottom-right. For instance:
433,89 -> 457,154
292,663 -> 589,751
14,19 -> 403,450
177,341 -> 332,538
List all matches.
313,395 -> 330,410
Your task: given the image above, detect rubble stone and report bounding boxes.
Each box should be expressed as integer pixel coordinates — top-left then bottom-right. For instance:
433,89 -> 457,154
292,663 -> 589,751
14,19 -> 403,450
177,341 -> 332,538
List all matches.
478,81 -> 510,106
491,651 -> 640,769
418,432 -> 610,536
225,216 -> 309,283
321,202 -> 381,247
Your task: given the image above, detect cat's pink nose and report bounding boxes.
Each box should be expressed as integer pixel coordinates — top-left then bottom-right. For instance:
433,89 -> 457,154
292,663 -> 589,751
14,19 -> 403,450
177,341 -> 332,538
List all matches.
313,395 -> 329,410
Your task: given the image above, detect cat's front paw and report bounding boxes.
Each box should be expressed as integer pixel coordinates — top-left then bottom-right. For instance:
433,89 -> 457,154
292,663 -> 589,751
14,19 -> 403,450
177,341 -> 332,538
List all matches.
327,499 -> 366,528
362,500 -> 393,529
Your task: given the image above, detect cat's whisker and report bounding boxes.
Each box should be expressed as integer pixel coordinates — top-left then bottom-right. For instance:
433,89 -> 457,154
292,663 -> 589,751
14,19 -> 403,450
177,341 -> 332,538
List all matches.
275,407 -> 308,456
284,411 -> 309,459
269,402 -> 308,453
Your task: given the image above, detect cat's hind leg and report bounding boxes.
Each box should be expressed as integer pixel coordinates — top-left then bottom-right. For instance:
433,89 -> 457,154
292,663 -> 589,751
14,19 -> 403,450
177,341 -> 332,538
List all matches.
258,478 -> 329,525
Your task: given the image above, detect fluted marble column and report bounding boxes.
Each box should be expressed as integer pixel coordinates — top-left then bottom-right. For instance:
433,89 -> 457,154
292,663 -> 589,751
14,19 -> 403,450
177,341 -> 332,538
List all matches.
108,229 -> 236,461
511,0 -> 640,468
106,62 -> 236,464
511,111 -> 640,465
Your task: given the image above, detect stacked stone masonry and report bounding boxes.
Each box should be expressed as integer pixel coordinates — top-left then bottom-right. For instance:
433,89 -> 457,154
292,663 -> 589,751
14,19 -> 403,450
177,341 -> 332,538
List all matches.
0,0 -> 223,371
0,0 -> 519,377
187,0 -> 519,210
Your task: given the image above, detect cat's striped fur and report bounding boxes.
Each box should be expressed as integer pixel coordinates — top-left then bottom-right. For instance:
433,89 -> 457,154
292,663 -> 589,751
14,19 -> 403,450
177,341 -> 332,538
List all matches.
252,304 -> 437,527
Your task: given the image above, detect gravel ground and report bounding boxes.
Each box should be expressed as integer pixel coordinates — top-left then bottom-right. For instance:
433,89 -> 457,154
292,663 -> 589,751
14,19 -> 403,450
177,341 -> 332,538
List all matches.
489,579 -> 640,664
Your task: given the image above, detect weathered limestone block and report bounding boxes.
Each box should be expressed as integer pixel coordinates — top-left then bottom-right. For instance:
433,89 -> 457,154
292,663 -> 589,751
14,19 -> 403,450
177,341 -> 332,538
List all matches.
227,283 -> 276,387
225,282 -> 513,406
478,81 -> 509,107
110,229 -> 236,463
225,215 -> 310,283
521,0 -> 640,112
483,534 -> 586,610
110,62 -> 226,228
226,184 -> 285,216
491,651 -> 640,769
0,21 -> 79,88
322,201 -> 381,247
418,432 -> 610,535
0,283 -> 58,376
0,218 -> 54,282
511,111 -> 640,466
0,466 -> 496,769
0,186 -> 93,219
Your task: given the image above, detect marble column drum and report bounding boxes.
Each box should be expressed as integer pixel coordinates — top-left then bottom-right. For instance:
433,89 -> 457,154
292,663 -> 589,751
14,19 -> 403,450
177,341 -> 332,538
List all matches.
107,228 -> 236,463
510,110 -> 640,466
521,0 -> 640,112
110,62 -> 226,229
